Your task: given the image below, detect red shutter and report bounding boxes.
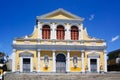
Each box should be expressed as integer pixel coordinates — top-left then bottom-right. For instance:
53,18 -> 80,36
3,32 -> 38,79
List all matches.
42,25 -> 50,39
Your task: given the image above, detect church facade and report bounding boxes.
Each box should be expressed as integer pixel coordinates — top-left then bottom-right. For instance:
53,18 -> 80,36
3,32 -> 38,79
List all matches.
12,9 -> 107,73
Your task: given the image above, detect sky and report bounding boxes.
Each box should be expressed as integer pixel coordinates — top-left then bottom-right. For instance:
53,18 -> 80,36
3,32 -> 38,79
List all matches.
0,0 -> 120,56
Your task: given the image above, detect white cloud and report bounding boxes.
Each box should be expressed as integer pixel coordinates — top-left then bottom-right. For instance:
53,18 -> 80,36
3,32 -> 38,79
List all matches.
111,35 -> 119,42
89,14 -> 95,21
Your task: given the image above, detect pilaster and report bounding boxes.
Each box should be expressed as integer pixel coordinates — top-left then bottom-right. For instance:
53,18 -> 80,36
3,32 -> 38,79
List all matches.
80,24 -> 84,40
38,49 -> 41,72
38,22 -> 42,39
52,50 -> 56,72
97,58 -> 100,73
65,23 -> 71,40
81,50 -> 85,72
67,50 -> 70,72
12,49 -> 16,72
51,23 -> 56,39
104,50 -> 107,72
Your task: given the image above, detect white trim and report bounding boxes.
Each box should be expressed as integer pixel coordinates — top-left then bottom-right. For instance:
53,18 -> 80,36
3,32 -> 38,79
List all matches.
20,57 -> 23,72
38,22 -> 42,39
81,24 -> 84,40
30,57 -> 33,72
88,58 -> 90,72
97,58 -> 100,73
20,57 -> 32,72
12,49 -> 16,72
65,23 -> 70,40
67,50 -> 70,72
104,52 -> 107,72
52,23 -> 56,39
81,52 -> 85,72
38,50 -> 41,72
52,50 -> 56,72
88,58 -> 100,73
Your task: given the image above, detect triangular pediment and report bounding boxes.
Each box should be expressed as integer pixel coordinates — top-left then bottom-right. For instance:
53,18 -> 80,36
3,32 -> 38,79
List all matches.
37,8 -> 84,20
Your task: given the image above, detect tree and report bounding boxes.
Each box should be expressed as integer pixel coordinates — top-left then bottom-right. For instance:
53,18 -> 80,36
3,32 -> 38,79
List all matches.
0,52 -> 8,71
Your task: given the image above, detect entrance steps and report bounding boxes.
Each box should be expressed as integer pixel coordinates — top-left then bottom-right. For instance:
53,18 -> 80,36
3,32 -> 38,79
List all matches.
4,72 -> 120,80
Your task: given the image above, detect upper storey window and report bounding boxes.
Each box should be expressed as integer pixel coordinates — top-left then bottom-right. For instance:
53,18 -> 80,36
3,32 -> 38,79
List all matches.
42,25 -> 50,39
71,26 -> 79,40
57,25 -> 65,40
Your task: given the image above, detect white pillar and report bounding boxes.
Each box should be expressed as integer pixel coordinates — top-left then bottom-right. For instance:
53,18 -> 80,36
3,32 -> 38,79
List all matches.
51,23 -> 56,40
81,50 -> 85,72
30,57 -> 33,72
12,49 -> 16,72
20,57 -> 23,72
104,50 -> 107,72
80,24 -> 84,40
65,23 -> 70,40
97,58 -> 100,73
38,22 -> 42,39
67,50 -> 70,72
52,50 -> 56,72
38,49 -> 41,72
88,58 -> 90,72
79,24 -> 82,40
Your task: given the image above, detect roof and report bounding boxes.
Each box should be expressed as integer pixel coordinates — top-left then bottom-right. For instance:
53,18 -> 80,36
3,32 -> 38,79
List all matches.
108,49 -> 120,56
36,8 -> 84,21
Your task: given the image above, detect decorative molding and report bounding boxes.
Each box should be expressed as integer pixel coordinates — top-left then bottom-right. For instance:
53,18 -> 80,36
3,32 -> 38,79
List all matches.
13,44 -> 106,51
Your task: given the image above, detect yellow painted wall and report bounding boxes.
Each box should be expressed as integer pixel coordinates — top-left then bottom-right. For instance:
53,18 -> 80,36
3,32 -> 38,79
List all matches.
28,27 -> 38,39
16,40 -> 37,45
55,41 -> 67,45
40,41 -> 52,45
40,51 -> 53,72
15,50 -> 38,71
45,13 -> 76,20
84,51 -> 105,71
70,51 -> 82,72
84,42 -> 104,46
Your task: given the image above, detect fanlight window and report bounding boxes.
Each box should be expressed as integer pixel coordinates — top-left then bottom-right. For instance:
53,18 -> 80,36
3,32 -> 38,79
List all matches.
57,25 -> 65,40
73,56 -> 78,67
42,25 -> 50,39
71,26 -> 79,40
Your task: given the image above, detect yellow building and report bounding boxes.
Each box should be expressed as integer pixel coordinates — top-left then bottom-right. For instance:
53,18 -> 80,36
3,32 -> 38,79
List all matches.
12,9 -> 107,73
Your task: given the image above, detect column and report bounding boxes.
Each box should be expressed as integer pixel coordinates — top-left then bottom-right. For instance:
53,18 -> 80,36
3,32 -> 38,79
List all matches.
12,49 -> 16,72
65,23 -> 70,40
67,50 -> 70,72
38,49 -> 41,72
20,57 -> 23,72
81,50 -> 85,72
104,50 -> 107,72
38,22 -> 42,39
52,50 -> 56,72
30,57 -> 33,72
80,24 -> 84,40
88,58 -> 90,72
51,23 -> 56,40
97,58 -> 100,73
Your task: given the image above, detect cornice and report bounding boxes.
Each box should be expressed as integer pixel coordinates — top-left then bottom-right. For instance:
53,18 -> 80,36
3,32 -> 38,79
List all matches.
12,44 -> 106,51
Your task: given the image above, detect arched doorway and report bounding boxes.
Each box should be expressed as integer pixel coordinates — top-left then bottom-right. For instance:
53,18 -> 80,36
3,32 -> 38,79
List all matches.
56,53 -> 66,73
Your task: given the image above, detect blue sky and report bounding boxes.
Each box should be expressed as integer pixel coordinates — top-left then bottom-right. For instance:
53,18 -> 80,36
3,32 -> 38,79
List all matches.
0,0 -> 120,56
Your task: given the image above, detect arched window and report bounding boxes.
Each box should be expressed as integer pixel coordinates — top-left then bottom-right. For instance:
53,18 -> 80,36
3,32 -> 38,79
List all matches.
57,25 -> 65,40
71,26 -> 79,40
42,25 -> 50,39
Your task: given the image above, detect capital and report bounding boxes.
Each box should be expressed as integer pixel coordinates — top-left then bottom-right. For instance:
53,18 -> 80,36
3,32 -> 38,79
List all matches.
37,49 -> 41,52
81,50 -> 85,53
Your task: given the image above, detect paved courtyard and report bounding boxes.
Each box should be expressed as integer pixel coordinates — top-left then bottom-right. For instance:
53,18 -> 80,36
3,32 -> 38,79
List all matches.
3,72 -> 120,80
